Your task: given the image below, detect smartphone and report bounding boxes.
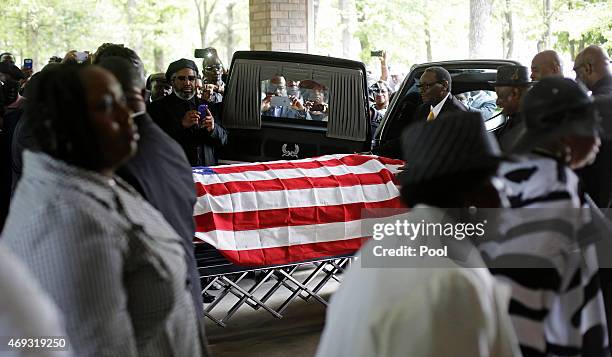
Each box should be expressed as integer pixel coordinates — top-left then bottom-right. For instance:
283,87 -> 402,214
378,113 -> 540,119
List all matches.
197,104 -> 208,121
370,50 -> 383,57
270,96 -> 292,107
23,58 -> 33,69
75,51 -> 88,63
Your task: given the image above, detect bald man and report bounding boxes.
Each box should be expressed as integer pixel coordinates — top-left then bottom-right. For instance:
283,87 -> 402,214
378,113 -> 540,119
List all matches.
573,45 -> 612,208
574,44 -> 612,347
530,50 -> 563,81
574,45 -> 612,94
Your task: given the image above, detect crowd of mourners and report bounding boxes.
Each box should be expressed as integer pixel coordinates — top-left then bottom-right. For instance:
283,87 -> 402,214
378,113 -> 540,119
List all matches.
0,40 -> 610,357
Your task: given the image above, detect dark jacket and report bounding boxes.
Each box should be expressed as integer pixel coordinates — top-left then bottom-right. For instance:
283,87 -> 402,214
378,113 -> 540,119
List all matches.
577,75 -> 612,208
375,94 -> 468,159
494,112 -> 525,153
147,93 -> 227,166
413,94 -> 469,123
116,113 -> 204,318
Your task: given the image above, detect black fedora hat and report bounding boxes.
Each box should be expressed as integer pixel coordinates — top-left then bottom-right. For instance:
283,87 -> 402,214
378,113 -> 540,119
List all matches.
490,65 -> 533,87
398,111 -> 506,186
511,77 -> 601,153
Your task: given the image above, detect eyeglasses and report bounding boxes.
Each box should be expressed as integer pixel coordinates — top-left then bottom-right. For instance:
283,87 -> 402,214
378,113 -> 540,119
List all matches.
372,89 -> 389,95
416,81 -> 441,90
174,75 -> 196,82
268,84 -> 286,93
205,65 -> 223,72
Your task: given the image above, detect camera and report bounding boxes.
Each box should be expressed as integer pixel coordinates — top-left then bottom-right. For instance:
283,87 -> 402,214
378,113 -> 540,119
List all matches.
270,96 -> 292,107
75,51 -> 88,63
23,59 -> 33,69
195,49 -> 213,58
370,50 -> 383,57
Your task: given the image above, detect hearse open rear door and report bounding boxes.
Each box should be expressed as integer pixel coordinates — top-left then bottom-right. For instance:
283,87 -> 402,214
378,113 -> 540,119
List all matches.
219,51 -> 371,163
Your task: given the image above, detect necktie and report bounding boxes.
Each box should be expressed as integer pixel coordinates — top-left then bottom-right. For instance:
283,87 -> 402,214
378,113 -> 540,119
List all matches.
426,108 -> 435,121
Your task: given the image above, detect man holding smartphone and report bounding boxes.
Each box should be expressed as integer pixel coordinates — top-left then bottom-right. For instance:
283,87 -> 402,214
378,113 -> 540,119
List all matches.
148,58 -> 227,167
261,74 -> 306,119
22,59 -> 33,78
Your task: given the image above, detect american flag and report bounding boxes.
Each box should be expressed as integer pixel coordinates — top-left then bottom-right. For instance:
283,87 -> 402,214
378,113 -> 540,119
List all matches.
192,154 -> 405,266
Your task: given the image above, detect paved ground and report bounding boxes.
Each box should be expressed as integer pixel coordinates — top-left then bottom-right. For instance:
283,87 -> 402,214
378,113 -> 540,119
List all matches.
204,268 -> 340,357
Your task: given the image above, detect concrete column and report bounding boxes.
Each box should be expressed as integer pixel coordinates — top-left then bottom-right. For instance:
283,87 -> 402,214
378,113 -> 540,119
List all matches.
249,0 -> 311,53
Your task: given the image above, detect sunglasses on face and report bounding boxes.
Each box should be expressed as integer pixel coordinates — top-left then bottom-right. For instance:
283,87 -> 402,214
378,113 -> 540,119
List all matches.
174,75 -> 196,82
205,65 -> 223,72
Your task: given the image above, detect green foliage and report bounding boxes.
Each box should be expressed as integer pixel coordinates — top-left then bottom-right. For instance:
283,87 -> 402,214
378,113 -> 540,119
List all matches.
1,0 -> 609,75
316,0 -> 611,69
553,0 -> 611,57
0,0 -> 249,74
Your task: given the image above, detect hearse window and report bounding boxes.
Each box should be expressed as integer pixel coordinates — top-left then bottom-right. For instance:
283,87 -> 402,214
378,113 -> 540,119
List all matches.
456,90 -> 499,121
260,75 -> 329,122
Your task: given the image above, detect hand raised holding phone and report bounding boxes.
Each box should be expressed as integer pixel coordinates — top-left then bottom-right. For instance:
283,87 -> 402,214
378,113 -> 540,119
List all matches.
198,104 -> 215,132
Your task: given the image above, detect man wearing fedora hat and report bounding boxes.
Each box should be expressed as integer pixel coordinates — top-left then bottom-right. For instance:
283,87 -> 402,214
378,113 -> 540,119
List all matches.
491,65 -> 533,152
148,58 -> 227,167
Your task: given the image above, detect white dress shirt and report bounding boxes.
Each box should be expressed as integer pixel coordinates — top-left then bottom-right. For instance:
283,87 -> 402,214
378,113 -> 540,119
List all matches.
430,92 -> 451,119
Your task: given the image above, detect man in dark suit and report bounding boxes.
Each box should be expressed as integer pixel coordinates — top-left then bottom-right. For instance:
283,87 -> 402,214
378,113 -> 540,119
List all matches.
148,59 -> 227,167
573,45 -> 612,347
491,65 -> 533,152
574,45 -> 612,208
374,66 -> 468,159
413,66 -> 468,122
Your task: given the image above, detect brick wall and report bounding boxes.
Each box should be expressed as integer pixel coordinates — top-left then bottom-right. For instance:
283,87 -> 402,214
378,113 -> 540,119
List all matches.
249,0 -> 309,52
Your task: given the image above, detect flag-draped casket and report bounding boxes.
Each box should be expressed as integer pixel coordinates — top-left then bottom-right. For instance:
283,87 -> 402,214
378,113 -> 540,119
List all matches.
193,154 -> 404,266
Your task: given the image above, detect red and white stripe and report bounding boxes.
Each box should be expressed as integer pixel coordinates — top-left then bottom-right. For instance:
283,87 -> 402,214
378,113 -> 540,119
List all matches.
193,154 -> 405,266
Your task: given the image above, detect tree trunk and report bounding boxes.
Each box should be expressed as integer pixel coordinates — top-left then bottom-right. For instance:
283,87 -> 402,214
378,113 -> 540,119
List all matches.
194,0 -> 207,48
194,0 -> 218,48
541,0 -> 552,50
154,47 -> 164,73
24,10 -> 40,71
313,0 -> 319,36
225,2 -> 235,65
127,0 -> 135,25
469,0 -> 493,58
424,26 -> 432,62
338,0 -> 355,58
504,0 -> 514,58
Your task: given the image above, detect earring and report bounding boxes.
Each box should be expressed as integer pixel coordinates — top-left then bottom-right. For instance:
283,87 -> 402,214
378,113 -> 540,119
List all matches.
564,145 -> 572,163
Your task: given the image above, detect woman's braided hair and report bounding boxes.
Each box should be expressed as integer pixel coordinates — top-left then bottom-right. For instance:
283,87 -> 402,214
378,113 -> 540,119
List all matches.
23,63 -> 103,171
